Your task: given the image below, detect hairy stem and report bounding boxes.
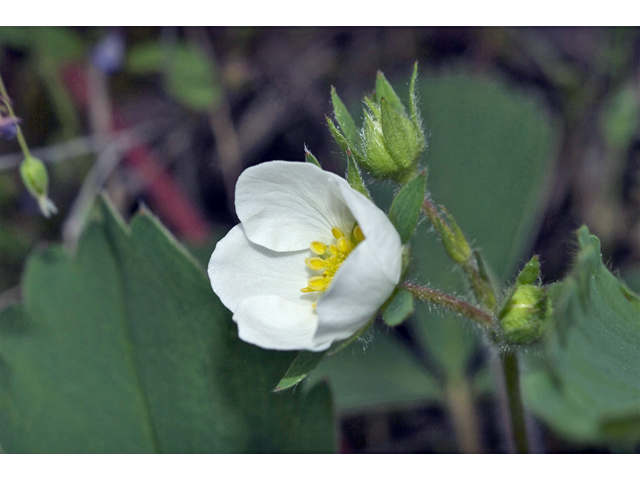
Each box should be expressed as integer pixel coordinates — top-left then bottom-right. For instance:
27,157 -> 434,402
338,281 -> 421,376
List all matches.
502,351 -> 529,453
401,283 -> 493,327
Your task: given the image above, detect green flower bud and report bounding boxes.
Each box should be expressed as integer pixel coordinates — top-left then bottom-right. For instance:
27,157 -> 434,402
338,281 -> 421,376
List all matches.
423,202 -> 472,265
361,92 -> 425,183
19,155 -> 57,218
327,66 -> 426,185
499,284 -> 552,344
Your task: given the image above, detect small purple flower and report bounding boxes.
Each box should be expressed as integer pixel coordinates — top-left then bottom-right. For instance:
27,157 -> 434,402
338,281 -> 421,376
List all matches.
91,31 -> 125,74
0,116 -> 20,140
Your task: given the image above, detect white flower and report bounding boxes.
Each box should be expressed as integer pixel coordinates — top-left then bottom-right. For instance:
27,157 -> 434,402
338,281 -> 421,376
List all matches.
208,161 -> 402,351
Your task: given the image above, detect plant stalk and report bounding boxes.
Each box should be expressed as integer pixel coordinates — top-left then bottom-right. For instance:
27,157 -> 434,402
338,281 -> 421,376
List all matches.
401,283 -> 493,327
502,350 -> 529,453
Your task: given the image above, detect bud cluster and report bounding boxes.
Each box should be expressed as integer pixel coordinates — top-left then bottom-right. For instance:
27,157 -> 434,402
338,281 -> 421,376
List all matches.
327,63 -> 426,184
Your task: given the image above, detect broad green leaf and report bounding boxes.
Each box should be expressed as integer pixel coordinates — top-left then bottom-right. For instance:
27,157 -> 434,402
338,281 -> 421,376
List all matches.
0,196 -> 334,453
274,351 -> 325,392
522,226 -> 640,446
306,329 -> 441,411
331,86 -> 361,150
388,172 -> 427,244
382,288 -> 415,327
128,42 -> 221,112
376,70 -> 405,114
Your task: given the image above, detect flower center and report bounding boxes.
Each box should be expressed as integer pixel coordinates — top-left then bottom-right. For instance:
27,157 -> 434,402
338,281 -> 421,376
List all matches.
301,225 -> 365,299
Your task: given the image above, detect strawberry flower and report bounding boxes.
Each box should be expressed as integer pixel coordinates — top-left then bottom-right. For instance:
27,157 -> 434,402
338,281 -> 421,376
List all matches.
208,161 -> 402,351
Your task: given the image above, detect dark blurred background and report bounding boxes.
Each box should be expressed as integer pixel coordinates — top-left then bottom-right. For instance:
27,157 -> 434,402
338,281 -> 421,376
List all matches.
0,27 -> 638,452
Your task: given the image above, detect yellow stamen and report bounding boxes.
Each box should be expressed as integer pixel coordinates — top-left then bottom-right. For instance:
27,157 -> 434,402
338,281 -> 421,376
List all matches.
331,226 -> 345,239
310,241 -> 327,255
302,224 -> 366,304
308,276 -> 328,291
337,236 -> 352,253
353,225 -> 364,242
305,257 -> 325,271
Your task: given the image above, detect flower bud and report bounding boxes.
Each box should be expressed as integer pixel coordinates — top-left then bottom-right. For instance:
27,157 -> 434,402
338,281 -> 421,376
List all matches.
361,91 -> 425,183
19,155 -> 58,218
498,284 -> 552,344
327,66 -> 426,185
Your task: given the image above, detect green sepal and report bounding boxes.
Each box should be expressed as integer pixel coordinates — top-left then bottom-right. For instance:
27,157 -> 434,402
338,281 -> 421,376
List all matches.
408,61 -> 419,125
346,149 -> 370,199
388,171 -> 427,244
274,350 -> 326,392
304,146 -> 321,167
516,255 -> 541,285
381,98 -> 422,175
326,116 -> 350,154
376,70 -> 405,114
382,288 -> 415,327
432,206 -> 472,265
331,86 -> 360,150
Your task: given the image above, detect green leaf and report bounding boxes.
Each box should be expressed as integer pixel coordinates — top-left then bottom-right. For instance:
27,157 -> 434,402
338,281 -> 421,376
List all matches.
331,86 -> 361,150
0,196 -> 334,453
382,288 -> 415,327
522,226 -> 640,446
388,172 -> 427,244
128,42 -> 220,112
376,70 -> 405,114
602,83 -> 639,150
306,329 -> 441,411
274,351 -> 326,392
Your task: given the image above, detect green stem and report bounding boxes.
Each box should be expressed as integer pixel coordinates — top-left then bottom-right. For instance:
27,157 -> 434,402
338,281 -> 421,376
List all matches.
0,73 -> 32,158
445,378 -> 482,453
401,283 -> 493,327
502,351 -> 529,453
422,197 -> 497,311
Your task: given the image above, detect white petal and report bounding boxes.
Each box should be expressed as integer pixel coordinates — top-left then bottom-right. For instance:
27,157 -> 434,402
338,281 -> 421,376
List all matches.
208,224 -> 314,312
314,181 -> 402,345
335,179 -> 402,284
235,161 -> 355,252
234,295 -> 329,351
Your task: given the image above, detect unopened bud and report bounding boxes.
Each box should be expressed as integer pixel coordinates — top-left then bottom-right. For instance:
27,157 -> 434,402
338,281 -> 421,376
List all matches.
20,155 -> 58,218
499,284 -> 552,344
